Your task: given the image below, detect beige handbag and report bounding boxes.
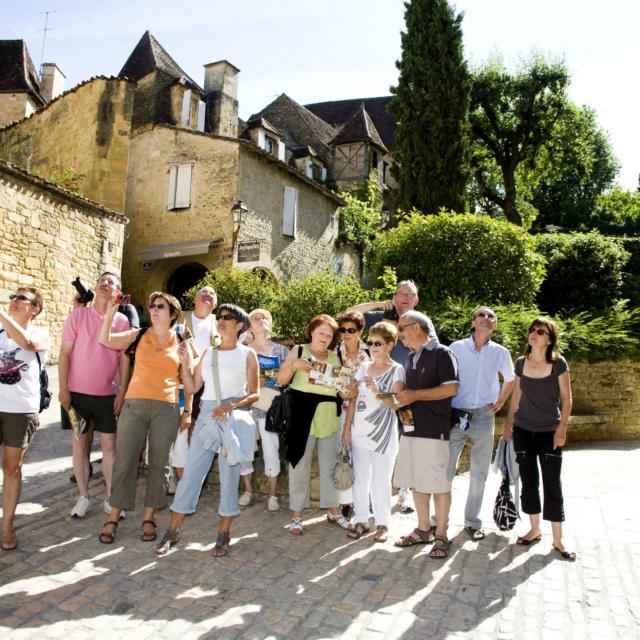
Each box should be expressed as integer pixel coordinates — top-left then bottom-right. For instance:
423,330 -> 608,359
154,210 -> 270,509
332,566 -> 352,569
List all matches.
254,386 -> 280,412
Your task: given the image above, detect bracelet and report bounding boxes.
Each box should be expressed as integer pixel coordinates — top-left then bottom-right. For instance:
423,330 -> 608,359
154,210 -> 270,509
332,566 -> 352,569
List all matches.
182,409 -> 191,414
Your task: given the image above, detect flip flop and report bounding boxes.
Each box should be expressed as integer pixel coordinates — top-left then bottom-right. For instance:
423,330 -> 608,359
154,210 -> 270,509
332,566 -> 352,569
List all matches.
516,534 -> 542,546
552,544 -> 576,561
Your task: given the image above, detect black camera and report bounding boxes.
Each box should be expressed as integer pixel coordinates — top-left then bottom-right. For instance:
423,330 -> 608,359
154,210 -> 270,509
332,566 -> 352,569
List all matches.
382,307 -> 399,321
72,277 -> 94,305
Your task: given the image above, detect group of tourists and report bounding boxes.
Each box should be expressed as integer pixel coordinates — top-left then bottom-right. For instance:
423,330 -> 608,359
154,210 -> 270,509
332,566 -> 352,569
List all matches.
0,275 -> 575,562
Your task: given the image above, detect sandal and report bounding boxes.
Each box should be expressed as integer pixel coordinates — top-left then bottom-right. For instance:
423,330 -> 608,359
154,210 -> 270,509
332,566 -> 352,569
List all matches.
212,531 -> 230,557
141,520 -> 157,542
552,544 -> 576,561
155,528 -> 180,556
289,518 -> 303,536
464,526 -> 486,540
394,526 -> 435,547
429,535 -> 450,559
347,522 -> 370,540
516,534 -> 541,546
99,521 -> 118,545
327,513 -> 352,530
373,525 -> 388,543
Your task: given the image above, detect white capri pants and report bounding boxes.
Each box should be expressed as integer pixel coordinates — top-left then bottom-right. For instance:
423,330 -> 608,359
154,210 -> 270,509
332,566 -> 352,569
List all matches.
171,427 -> 189,469
239,416 -> 281,478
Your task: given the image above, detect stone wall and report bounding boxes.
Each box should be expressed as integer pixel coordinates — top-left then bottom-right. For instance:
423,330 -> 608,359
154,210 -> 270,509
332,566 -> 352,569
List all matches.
0,77 -> 135,213
0,161 -> 126,362
0,92 -> 38,128
237,144 -> 359,282
121,125 -> 238,304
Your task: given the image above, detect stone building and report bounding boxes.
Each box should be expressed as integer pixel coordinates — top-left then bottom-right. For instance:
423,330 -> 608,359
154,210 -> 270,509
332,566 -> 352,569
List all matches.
0,159 -> 126,358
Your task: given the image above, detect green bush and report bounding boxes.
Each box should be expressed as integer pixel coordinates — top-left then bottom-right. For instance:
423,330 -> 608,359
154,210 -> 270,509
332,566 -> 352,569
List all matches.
271,272 -> 369,342
370,212 -> 545,306
184,267 -> 276,313
535,231 -> 630,314
620,238 -> 640,308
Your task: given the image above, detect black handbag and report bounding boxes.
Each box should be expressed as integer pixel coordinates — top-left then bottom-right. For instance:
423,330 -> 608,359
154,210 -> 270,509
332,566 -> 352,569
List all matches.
493,447 -> 519,531
265,386 -> 293,434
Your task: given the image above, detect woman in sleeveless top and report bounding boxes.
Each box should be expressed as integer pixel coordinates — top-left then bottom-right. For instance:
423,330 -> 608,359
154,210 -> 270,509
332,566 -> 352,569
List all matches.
155,304 -> 259,558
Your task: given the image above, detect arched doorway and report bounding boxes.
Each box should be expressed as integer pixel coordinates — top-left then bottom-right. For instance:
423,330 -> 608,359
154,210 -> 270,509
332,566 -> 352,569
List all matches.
166,262 -> 208,306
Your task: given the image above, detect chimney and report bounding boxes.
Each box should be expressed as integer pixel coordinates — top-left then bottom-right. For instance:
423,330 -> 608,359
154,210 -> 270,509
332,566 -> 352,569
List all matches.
40,63 -> 66,102
203,60 -> 239,137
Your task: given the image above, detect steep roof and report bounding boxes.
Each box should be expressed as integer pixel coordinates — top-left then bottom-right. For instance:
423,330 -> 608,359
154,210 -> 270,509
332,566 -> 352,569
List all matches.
305,96 -> 395,149
119,31 -> 203,94
330,103 -> 388,152
252,93 -> 338,165
0,40 -> 46,105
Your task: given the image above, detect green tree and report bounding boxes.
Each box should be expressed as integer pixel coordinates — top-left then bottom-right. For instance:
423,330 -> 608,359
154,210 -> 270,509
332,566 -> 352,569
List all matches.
390,0 -> 470,214
469,55 -> 570,226
531,105 -> 619,231
589,187 -> 640,236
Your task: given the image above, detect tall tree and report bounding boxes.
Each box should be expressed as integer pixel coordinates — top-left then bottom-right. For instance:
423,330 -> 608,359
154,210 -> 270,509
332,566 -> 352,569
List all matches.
469,55 -> 570,226
390,0 -> 470,215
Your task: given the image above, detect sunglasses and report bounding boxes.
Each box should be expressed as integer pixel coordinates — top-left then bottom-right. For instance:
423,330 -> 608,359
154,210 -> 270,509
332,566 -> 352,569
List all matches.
339,327 -> 359,334
366,340 -> 386,348
475,312 -> 496,319
149,303 -> 167,310
10,294 -> 35,304
529,327 -> 550,336
217,313 -> 238,322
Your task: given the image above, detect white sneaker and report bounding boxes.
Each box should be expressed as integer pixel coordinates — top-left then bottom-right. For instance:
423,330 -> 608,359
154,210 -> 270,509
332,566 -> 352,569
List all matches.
267,496 -> 280,512
103,500 -> 126,519
70,496 -> 92,518
238,491 -> 253,507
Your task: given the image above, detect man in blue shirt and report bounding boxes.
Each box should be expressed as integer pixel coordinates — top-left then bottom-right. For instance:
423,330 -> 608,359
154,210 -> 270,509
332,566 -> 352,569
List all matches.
443,306 -> 515,540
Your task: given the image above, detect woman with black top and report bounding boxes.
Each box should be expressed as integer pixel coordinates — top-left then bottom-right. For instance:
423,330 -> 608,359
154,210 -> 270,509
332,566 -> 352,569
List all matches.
503,318 -> 575,560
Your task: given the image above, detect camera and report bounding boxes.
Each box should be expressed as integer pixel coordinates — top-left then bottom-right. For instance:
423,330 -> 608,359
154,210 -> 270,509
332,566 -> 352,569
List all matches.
382,307 -> 399,321
71,277 -> 94,305
115,291 -> 131,306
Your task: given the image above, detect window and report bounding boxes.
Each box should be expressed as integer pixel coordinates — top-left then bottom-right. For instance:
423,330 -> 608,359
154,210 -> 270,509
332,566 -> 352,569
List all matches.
167,164 -> 192,210
264,137 -> 275,155
282,186 -> 298,237
311,162 -> 324,182
371,149 -> 379,170
181,89 -> 192,126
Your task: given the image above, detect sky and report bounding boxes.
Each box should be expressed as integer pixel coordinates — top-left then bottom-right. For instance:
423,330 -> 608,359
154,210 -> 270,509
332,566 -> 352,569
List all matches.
3,0 -> 638,189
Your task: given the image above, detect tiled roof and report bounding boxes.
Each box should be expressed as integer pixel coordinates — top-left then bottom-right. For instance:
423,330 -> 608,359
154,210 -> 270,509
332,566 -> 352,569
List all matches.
305,96 -> 395,149
0,159 -> 127,222
119,31 -> 204,94
330,103 -> 388,152
0,40 -> 46,105
252,94 -> 338,166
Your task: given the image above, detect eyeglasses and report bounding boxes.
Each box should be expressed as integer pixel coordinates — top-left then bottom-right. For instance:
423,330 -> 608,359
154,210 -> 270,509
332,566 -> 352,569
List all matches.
397,322 -> 416,332
217,313 -> 238,322
149,303 -> 167,310
475,312 -> 496,319
339,327 -> 359,334
366,340 -> 386,348
10,294 -> 35,304
529,327 -> 550,336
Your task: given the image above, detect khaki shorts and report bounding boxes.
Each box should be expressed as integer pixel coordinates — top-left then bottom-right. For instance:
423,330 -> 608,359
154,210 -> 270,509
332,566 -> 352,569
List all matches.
393,435 -> 451,494
0,411 -> 39,448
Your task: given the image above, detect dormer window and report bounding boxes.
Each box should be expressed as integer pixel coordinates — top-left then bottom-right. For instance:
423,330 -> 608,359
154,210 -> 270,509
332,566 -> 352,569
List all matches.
264,136 -> 275,155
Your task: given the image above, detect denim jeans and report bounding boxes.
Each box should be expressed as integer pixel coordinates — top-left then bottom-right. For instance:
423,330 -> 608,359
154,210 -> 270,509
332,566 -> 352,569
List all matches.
513,426 -> 564,522
171,400 -> 256,517
437,404 -> 495,529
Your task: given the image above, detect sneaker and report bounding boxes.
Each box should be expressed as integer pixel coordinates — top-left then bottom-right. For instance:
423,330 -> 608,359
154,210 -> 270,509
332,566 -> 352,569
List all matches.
267,496 -> 280,512
70,496 -> 92,518
103,500 -> 126,520
397,488 -> 415,514
238,491 -> 253,507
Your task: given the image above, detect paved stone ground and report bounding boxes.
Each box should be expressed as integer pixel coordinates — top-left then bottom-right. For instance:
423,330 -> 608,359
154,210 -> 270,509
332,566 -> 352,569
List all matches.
1,374 -> 639,639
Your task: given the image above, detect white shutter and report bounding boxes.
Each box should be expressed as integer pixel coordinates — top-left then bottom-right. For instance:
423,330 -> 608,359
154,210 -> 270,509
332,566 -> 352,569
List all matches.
321,166 -> 327,182
278,140 -> 286,161
197,100 -> 206,131
257,129 -> 266,149
167,165 -> 178,209
306,160 -> 314,178
181,89 -> 192,125
282,186 -> 298,237
174,164 -> 192,208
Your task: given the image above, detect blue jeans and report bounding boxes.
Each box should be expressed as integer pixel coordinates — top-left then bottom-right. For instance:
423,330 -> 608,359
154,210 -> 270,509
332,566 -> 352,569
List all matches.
171,400 -> 256,517
434,405 -> 495,529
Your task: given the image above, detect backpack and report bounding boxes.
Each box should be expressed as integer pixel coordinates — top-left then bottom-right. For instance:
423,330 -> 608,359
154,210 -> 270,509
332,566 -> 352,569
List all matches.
0,329 -> 50,413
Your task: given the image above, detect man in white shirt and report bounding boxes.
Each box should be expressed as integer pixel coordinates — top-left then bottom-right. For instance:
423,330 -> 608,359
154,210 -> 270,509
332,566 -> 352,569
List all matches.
443,307 -> 515,540
171,286 -> 219,485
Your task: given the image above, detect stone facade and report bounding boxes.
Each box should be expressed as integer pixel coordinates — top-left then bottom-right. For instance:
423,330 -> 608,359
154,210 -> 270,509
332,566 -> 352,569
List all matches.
237,144 -> 358,282
0,160 -> 126,361
0,77 -> 135,213
0,93 -> 39,127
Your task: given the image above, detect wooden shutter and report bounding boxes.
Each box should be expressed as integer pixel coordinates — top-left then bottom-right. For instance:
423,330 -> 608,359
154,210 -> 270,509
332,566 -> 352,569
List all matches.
197,100 -> 206,131
167,165 -> 178,209
282,186 -> 298,237
174,164 -> 192,209
181,89 -> 192,125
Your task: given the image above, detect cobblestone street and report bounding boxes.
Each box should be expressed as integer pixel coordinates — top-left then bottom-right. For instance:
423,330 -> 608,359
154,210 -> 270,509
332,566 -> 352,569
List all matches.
1,381 -> 639,640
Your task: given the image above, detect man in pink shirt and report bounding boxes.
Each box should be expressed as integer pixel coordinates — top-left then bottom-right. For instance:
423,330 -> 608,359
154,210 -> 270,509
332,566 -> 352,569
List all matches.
59,272 -> 130,518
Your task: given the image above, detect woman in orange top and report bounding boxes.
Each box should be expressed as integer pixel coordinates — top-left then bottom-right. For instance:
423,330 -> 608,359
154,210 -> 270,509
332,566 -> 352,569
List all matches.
97,291 -> 193,544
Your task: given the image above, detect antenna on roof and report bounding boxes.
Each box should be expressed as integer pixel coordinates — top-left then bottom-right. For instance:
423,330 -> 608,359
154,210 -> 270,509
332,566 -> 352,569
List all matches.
39,9 -> 57,77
